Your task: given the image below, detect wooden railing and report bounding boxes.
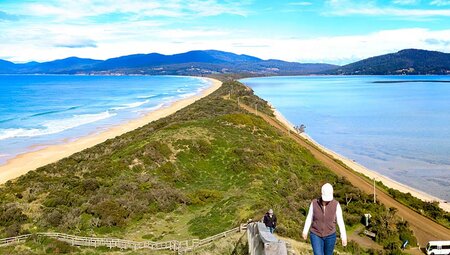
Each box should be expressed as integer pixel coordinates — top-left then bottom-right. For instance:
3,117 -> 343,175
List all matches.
0,234 -> 32,246
0,225 -> 246,254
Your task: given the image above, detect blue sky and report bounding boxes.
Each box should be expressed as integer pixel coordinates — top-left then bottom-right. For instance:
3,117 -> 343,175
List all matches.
1,0 -> 450,64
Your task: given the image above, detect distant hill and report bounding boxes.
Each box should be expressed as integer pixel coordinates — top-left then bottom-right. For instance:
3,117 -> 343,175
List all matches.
327,49 -> 450,75
0,60 -> 15,73
0,50 -> 336,75
12,57 -> 102,74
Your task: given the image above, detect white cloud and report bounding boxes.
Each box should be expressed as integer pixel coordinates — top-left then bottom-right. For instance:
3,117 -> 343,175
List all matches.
0,17 -> 239,62
326,0 -> 450,17
326,0 -> 354,7
54,37 -> 97,48
0,0 -> 250,62
2,26 -> 450,65
288,2 -> 313,6
1,1 -> 450,64
430,0 -> 450,6
0,11 -> 19,21
173,28 -> 450,65
392,0 -> 419,5
330,7 -> 450,17
156,29 -> 230,39
22,0 -> 249,21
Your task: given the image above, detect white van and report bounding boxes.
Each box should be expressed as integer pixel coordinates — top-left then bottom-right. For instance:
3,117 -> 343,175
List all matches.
426,241 -> 450,255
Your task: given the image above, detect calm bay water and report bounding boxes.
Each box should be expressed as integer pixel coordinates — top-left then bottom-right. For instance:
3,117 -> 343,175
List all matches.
242,76 -> 450,201
0,75 -> 209,164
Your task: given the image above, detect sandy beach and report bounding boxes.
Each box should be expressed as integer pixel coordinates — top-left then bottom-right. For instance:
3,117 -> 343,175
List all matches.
273,109 -> 450,212
0,77 -> 221,185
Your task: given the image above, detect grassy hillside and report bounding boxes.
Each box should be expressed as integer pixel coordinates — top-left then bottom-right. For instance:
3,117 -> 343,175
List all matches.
1,80 -> 415,254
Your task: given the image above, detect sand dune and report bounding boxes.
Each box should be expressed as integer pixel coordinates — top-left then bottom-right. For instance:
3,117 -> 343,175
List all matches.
0,77 -> 221,184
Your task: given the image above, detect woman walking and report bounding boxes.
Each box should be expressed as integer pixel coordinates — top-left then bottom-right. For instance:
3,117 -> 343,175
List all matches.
302,183 -> 347,255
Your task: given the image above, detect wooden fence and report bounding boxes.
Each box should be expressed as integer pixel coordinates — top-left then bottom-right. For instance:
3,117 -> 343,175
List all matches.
0,225 -> 246,254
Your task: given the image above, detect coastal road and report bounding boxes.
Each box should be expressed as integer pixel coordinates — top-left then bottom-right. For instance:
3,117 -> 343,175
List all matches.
238,102 -> 450,247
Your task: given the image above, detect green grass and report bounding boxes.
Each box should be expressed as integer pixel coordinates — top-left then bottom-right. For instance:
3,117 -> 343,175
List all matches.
0,80 -> 416,254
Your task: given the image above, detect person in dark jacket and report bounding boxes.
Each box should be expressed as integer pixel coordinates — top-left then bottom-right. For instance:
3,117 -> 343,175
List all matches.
263,209 -> 277,233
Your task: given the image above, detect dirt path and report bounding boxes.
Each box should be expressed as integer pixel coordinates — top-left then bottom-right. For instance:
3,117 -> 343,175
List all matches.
348,226 -> 382,250
238,102 -> 450,247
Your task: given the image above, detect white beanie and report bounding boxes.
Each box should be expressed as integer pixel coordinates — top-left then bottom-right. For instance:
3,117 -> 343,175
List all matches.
321,183 -> 334,202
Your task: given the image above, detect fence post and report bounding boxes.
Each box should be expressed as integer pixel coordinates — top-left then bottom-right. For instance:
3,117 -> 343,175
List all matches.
247,223 -> 253,255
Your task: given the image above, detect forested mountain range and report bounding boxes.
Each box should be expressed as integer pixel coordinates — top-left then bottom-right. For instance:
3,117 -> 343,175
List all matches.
326,49 -> 450,75
2,49 -> 449,76
0,50 -> 336,75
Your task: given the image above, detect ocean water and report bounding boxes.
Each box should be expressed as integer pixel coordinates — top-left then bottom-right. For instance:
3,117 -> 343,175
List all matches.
0,75 -> 210,164
242,76 -> 450,201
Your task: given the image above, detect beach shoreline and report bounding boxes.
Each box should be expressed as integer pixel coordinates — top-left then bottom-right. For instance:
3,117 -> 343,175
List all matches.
0,77 -> 222,184
273,109 -> 450,212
